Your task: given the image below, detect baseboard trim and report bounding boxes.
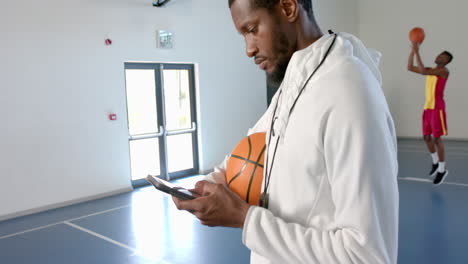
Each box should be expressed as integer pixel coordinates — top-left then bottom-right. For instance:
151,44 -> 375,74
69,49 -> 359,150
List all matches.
0,187 -> 133,222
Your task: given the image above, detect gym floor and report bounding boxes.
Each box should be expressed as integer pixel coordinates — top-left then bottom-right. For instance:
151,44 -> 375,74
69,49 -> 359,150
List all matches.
1,139 -> 467,264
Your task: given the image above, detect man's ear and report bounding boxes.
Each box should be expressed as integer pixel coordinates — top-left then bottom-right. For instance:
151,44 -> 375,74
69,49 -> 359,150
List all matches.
279,0 -> 299,22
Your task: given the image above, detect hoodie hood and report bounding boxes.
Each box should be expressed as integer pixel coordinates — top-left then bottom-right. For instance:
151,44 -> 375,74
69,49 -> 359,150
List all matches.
338,32 -> 382,85
270,32 -> 384,140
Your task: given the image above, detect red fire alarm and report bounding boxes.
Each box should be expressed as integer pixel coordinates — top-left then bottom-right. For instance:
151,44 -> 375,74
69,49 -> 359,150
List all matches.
109,113 -> 117,120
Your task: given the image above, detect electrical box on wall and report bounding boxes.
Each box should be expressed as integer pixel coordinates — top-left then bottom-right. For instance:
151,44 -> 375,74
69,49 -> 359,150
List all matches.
157,30 -> 174,49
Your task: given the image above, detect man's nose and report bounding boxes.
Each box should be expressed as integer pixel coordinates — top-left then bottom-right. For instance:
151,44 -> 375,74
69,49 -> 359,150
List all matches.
245,38 -> 258,58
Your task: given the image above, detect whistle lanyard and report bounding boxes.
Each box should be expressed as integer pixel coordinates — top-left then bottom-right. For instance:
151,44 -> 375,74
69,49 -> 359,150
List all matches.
260,32 -> 338,209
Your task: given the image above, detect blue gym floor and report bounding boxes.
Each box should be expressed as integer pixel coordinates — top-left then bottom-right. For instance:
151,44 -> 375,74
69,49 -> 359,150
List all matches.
1,139 -> 468,264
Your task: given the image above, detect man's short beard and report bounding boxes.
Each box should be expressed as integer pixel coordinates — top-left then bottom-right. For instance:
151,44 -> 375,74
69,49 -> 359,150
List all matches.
266,56 -> 289,87
266,25 -> 291,87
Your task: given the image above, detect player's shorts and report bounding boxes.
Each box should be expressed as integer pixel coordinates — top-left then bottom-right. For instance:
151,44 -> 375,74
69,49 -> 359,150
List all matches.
422,109 -> 448,138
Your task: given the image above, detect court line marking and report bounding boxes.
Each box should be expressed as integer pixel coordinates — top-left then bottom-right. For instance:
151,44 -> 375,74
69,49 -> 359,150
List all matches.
66,204 -> 131,222
3,175 -> 467,242
65,219 -> 172,262
0,204 -> 167,260
399,177 -> 468,187
64,221 -> 136,253
0,222 -> 64,240
399,177 -> 431,183
0,204 -> 130,240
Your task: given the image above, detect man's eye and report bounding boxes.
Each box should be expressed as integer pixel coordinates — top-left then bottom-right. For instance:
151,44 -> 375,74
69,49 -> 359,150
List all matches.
248,27 -> 257,33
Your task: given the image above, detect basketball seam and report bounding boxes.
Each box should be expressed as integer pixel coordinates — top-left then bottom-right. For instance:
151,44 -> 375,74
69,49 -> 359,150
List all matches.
230,154 -> 264,168
245,144 -> 266,204
228,136 -> 253,186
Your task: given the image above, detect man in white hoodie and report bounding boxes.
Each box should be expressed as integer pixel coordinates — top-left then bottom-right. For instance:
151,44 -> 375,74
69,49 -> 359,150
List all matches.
173,0 -> 399,263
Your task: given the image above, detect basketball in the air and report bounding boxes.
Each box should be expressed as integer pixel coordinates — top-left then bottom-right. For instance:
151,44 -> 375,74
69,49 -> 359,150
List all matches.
409,27 -> 425,44
226,132 -> 266,205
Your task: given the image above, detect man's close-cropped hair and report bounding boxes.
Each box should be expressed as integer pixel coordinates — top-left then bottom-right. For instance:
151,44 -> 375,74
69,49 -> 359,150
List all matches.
228,0 -> 314,19
443,51 -> 453,63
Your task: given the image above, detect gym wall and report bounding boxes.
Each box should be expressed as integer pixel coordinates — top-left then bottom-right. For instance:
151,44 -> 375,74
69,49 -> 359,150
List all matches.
0,0 -> 358,220
358,0 -> 468,139
0,0 -> 265,220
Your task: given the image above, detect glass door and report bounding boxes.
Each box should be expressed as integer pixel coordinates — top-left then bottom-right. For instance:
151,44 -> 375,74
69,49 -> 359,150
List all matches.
124,63 -> 199,186
162,65 -> 199,178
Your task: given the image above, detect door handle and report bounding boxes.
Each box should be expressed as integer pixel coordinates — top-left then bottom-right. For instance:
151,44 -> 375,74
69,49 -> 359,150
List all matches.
129,126 -> 165,140
166,122 -> 197,136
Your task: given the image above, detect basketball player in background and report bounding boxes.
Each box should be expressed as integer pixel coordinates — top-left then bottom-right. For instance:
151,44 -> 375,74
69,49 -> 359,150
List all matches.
407,43 -> 453,185
172,0 -> 399,263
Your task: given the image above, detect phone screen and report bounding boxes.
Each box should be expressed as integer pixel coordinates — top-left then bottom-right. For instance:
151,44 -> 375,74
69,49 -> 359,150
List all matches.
146,175 -> 197,200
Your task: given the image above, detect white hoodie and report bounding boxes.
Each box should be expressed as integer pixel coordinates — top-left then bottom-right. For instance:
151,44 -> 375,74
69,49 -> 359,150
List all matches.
207,32 -> 399,264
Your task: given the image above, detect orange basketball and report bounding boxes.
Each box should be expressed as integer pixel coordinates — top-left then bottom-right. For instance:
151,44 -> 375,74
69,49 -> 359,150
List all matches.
409,27 -> 425,44
226,132 -> 266,205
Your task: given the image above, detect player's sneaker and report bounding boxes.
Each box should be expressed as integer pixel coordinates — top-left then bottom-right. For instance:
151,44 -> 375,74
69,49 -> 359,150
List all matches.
429,163 -> 438,177
433,170 -> 449,185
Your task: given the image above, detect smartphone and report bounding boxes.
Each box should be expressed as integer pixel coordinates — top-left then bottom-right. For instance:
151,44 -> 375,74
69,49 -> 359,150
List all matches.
146,175 -> 198,200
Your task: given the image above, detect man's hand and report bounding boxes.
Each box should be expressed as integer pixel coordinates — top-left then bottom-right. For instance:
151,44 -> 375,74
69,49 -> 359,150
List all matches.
172,181 -> 251,228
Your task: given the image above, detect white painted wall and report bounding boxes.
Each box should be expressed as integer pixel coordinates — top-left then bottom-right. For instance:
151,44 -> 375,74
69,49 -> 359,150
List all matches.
0,0 -> 266,220
314,0 -> 358,35
0,0 -> 358,220
358,0 -> 468,139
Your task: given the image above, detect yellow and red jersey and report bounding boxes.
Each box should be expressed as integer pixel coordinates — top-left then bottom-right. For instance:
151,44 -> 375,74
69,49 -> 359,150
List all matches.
424,75 -> 448,110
